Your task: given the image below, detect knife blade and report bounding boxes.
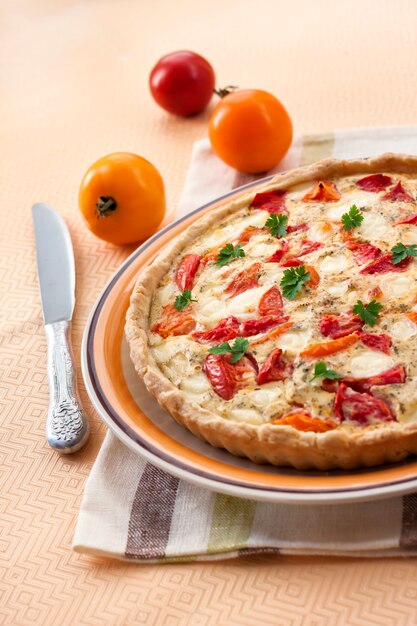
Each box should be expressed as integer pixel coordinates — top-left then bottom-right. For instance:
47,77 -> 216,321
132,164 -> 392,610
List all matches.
32,203 -> 89,453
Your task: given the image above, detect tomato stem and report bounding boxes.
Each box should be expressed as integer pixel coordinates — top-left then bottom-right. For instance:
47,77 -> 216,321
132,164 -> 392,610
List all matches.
213,85 -> 238,98
96,196 -> 117,218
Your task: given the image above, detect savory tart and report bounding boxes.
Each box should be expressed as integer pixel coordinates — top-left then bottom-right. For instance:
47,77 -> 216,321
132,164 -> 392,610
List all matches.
126,154 -> 417,470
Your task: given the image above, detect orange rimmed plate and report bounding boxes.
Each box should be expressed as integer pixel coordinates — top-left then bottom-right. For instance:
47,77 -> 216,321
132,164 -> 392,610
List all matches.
81,179 -> 417,504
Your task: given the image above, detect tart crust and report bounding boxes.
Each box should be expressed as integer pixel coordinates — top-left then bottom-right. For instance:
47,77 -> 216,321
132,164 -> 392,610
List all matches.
126,153 -> 417,470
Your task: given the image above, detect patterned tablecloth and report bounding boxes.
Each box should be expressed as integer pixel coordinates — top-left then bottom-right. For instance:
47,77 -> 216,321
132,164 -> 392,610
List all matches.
2,1 -> 417,624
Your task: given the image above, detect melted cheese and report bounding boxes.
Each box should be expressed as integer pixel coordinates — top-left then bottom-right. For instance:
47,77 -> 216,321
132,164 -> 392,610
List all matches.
327,279 -> 350,297
381,275 -> 415,299
359,213 -> 390,239
250,385 -> 283,407
194,298 -> 228,325
308,221 -> 335,242
391,318 -> 417,340
227,286 -> 268,318
324,191 -> 372,219
228,409 -> 265,425
319,254 -> 348,273
348,351 -> 394,378
181,374 -> 212,394
276,329 -> 312,353
156,282 -> 176,305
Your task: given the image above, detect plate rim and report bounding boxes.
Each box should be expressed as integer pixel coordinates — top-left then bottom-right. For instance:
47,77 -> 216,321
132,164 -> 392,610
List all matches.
81,177 -> 417,504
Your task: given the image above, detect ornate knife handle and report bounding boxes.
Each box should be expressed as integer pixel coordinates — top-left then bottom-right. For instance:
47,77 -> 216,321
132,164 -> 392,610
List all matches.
44,321 -> 89,453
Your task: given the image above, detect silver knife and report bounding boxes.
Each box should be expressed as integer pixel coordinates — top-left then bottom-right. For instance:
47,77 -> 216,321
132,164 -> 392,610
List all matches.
32,203 -> 89,453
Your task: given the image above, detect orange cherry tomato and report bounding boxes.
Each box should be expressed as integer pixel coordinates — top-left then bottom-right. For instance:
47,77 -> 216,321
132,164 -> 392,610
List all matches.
208,89 -> 293,174
78,152 -> 165,245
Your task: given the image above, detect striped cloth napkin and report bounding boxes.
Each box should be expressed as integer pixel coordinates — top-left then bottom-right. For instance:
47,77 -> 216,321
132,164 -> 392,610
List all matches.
74,126 -> 417,562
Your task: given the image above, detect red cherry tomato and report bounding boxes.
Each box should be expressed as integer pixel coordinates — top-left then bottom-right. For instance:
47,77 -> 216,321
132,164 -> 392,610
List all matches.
149,51 -> 215,116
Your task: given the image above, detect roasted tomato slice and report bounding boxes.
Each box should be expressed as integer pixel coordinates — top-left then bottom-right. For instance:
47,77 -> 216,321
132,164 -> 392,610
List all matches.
355,174 -> 392,192
320,313 -> 364,339
359,332 -> 391,354
395,212 -> 417,226
301,333 -> 359,359
347,241 -> 381,265
287,223 -> 308,234
241,315 -> 289,338
251,321 -> 293,346
250,189 -> 288,215
322,364 -> 406,394
342,364 -> 406,393
257,348 -> 293,384
175,254 -> 201,291
382,181 -> 415,203
192,316 -> 240,343
333,383 -> 396,424
203,353 -> 257,400
302,181 -> 341,202
296,239 -> 324,257
151,303 -> 196,338
258,286 -> 284,316
280,258 -> 303,267
225,262 -> 261,297
267,249 -> 286,263
272,413 -> 338,432
360,253 -> 412,275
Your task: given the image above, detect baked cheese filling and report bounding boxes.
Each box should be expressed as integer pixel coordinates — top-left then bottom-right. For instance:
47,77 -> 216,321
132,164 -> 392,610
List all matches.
148,173 -> 417,432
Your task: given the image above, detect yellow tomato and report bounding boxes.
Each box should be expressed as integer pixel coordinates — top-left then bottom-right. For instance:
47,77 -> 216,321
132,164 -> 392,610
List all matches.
79,152 -> 165,245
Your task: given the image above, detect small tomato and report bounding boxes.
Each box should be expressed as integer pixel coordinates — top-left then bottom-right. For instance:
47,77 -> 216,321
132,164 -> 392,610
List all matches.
78,152 -> 165,245
208,89 -> 293,174
149,50 -> 215,116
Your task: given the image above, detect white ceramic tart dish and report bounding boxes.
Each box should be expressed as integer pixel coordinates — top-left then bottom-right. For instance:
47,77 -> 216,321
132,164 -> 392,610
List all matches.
126,154 -> 417,470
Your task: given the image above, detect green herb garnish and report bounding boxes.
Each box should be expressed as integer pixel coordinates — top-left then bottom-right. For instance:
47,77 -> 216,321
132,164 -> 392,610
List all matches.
352,299 -> 383,327
341,204 -> 364,231
391,242 -> 417,265
311,361 -> 343,382
174,290 -> 197,311
215,243 -> 246,266
265,214 -> 288,238
208,337 -> 249,363
280,265 -> 311,300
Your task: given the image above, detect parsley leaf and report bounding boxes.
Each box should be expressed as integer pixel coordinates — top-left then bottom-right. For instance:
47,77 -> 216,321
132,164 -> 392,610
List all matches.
208,337 -> 249,363
352,299 -> 384,327
341,204 -> 364,231
215,243 -> 246,266
174,290 -> 197,311
391,242 -> 417,265
311,361 -> 343,381
280,265 -> 311,300
265,214 -> 288,237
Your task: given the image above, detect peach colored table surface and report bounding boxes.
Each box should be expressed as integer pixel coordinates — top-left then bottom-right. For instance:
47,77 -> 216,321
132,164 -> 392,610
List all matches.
2,1 -> 417,624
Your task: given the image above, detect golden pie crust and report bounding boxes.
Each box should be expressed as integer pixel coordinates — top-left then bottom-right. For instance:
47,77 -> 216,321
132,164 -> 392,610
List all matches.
126,154 -> 417,469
